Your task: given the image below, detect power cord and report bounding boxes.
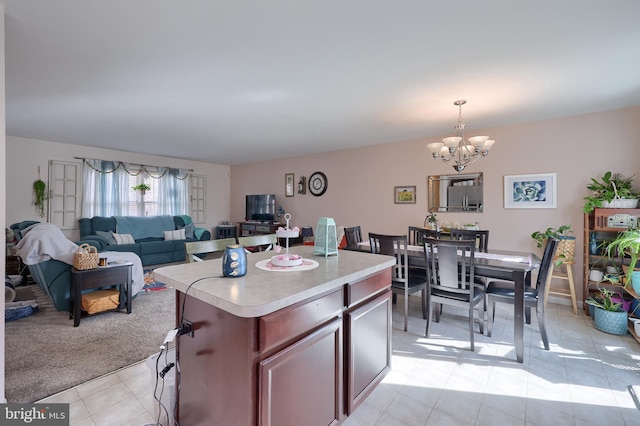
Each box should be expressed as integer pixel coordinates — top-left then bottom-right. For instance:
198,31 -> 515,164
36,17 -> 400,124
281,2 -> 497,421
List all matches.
152,274 -> 219,426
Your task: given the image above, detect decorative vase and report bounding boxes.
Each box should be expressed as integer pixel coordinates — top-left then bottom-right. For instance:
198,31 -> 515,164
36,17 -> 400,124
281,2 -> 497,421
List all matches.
631,271 -> 640,295
593,307 -> 628,335
222,244 -> 247,277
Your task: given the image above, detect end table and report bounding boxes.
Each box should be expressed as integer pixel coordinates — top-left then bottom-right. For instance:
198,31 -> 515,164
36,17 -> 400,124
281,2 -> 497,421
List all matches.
70,262 -> 133,327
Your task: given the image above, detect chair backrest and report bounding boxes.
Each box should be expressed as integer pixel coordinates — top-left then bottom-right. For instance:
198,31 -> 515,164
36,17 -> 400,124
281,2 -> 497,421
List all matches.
424,237 -> 476,294
344,226 -> 363,247
450,229 -> 489,252
369,233 -> 409,284
535,237 -> 559,301
408,226 -> 426,246
184,238 -> 237,263
237,233 -> 277,251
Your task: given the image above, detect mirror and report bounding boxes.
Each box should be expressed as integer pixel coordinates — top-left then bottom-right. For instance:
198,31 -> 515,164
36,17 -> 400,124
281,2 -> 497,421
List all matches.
428,172 -> 483,212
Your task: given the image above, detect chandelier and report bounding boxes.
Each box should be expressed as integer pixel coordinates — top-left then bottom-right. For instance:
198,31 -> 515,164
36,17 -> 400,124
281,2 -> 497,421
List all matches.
427,100 -> 495,173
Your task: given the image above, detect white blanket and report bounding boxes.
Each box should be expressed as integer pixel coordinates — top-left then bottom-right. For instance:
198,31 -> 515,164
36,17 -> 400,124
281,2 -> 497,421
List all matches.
16,223 -> 78,265
16,223 -> 145,296
99,251 -> 146,296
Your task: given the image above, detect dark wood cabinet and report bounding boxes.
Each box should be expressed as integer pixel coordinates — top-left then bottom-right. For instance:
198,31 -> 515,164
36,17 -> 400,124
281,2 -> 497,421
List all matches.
259,318 -> 343,426
175,268 -> 392,426
346,291 -> 392,414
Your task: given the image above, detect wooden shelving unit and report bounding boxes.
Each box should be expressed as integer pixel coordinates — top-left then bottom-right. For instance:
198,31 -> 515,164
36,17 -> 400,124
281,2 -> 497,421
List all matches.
584,209 -> 640,344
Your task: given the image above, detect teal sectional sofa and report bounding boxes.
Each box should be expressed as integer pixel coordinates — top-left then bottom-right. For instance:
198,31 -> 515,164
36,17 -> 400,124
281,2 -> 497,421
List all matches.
78,215 -> 211,266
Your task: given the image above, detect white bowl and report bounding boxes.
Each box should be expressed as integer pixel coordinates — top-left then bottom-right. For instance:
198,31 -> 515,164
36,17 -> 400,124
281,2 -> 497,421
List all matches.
629,318 -> 640,336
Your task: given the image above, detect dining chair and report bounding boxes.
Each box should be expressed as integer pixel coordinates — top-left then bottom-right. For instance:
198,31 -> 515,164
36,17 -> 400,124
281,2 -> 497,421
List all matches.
450,229 -> 489,252
486,237 -> 559,350
184,238 -> 237,262
408,226 -> 425,246
369,232 -> 427,332
344,226 -> 363,248
423,237 -> 485,351
237,234 -> 277,252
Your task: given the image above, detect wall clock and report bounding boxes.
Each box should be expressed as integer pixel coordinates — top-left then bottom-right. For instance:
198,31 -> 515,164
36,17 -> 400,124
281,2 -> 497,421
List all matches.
308,171 -> 328,196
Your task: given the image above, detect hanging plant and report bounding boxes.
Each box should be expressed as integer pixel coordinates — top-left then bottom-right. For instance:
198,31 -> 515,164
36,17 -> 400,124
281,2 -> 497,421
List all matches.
33,166 -> 48,218
132,183 -> 151,195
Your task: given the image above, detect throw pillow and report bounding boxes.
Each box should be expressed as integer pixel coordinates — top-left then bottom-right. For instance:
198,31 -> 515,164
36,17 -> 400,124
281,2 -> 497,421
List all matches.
95,230 -> 117,245
164,229 -> 186,241
180,223 -> 195,239
112,233 -> 135,245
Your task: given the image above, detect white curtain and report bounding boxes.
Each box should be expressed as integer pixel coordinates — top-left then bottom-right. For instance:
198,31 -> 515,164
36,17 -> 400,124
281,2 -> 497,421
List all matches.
82,160 -> 129,217
82,160 -> 189,217
155,168 -> 190,215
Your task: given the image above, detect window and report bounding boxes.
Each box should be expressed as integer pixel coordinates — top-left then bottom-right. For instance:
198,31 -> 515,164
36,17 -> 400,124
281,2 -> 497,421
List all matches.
49,160 -> 81,229
190,174 -> 206,224
81,159 -> 190,218
129,174 -> 159,216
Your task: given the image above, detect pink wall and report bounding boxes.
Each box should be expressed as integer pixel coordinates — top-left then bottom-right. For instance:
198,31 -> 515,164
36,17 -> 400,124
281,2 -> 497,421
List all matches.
231,106 -> 640,303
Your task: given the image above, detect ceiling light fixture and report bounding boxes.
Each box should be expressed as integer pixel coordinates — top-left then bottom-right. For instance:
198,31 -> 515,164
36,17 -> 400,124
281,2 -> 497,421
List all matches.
427,100 -> 495,173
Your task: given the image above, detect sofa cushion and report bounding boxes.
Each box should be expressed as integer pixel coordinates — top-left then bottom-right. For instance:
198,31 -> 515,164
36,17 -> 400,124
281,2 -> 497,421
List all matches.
140,240 -> 176,255
115,215 -> 176,240
95,230 -> 117,245
164,229 -> 186,241
91,216 -> 117,233
179,223 -> 195,239
113,233 -> 135,245
104,244 -> 140,256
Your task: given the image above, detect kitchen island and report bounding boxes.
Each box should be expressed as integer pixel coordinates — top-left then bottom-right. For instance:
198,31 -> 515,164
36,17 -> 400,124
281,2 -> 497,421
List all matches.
154,245 -> 396,426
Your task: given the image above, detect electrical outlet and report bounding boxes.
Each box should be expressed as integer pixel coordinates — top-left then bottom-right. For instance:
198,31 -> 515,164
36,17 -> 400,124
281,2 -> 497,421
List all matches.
181,319 -> 194,338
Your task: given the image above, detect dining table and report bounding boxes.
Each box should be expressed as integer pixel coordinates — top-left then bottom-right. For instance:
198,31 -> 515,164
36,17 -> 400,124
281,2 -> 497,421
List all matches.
350,241 -> 541,363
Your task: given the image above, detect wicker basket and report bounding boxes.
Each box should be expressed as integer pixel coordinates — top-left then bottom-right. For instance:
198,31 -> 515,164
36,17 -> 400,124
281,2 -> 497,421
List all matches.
554,237 -> 576,263
73,243 -> 99,270
81,289 -> 120,314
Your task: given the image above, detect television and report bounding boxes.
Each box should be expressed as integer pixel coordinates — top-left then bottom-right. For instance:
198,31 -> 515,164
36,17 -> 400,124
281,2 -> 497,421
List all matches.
245,194 -> 276,222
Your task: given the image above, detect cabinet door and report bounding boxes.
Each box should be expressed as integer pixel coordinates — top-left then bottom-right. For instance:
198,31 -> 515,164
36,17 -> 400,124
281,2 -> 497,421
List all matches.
259,318 -> 342,426
345,290 -> 392,414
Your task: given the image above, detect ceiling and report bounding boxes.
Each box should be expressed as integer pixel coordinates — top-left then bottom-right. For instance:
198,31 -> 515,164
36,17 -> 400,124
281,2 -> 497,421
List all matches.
4,1 -> 640,165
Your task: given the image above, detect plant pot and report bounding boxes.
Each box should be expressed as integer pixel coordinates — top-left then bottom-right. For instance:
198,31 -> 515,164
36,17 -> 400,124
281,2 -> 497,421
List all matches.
631,271 -> 640,295
554,236 -> 576,263
601,199 -> 639,208
589,269 -> 604,283
610,295 -> 632,312
593,307 -> 628,335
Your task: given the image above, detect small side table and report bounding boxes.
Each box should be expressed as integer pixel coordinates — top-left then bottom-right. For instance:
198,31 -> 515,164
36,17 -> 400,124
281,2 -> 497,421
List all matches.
70,262 -> 133,327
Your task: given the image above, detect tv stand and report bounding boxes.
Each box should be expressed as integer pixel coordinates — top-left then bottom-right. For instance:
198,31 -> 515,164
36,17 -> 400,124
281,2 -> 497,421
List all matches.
239,221 -> 280,236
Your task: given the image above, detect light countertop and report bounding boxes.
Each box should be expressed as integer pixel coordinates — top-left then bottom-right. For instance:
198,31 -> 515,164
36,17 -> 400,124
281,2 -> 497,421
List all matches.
154,245 -> 395,318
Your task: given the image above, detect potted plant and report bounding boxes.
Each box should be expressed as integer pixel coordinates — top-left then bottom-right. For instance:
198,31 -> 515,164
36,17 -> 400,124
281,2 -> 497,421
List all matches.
132,183 -> 151,195
603,227 -> 640,293
583,171 -> 639,212
424,212 -> 438,230
585,286 -> 628,335
531,225 -> 574,265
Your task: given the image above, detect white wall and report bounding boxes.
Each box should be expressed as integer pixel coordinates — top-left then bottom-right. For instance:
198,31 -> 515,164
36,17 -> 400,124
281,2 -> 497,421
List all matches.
230,106 -> 640,304
6,136 -> 232,240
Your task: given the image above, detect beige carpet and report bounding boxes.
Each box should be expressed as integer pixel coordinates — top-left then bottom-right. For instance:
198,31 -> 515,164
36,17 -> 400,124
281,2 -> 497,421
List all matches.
5,282 -> 176,402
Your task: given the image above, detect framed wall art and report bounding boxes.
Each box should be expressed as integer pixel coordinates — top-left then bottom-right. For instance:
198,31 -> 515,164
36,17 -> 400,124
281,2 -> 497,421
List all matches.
504,173 -> 556,209
285,173 -> 295,197
394,186 -> 416,204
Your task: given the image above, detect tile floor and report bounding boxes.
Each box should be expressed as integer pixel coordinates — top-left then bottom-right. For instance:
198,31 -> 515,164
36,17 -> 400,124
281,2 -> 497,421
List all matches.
40,297 -> 640,426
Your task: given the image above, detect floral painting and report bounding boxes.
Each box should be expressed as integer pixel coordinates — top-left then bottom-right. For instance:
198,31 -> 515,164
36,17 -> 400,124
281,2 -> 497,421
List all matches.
504,173 -> 557,209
